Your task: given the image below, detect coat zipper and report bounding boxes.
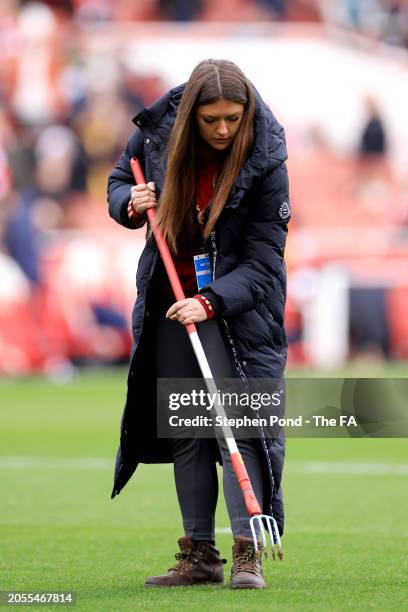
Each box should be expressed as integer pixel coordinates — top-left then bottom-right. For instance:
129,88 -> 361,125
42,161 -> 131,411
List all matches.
209,230 -> 247,383
209,230 -> 277,513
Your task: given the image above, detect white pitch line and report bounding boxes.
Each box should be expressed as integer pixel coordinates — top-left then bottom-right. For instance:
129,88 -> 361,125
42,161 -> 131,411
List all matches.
280,526 -> 408,536
215,527 -> 232,534
288,461 -> 408,476
216,526 -> 408,536
0,456 -> 112,470
0,456 -> 407,476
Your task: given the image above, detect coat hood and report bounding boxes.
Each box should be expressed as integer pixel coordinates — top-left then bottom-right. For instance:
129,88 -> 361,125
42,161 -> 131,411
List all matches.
133,82 -> 288,177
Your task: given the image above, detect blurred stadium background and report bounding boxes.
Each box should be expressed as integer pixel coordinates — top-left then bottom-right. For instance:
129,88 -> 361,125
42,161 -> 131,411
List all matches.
1,0 -> 408,377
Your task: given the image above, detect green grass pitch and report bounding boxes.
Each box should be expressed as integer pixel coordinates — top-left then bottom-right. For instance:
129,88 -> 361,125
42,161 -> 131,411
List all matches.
1,368 -> 407,611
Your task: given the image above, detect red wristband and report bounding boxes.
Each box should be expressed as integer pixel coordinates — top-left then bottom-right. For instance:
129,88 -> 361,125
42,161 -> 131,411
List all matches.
128,199 -> 146,224
193,294 -> 215,320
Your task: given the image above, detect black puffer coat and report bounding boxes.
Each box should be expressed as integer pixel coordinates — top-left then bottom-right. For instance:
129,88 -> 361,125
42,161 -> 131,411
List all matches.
107,84 -> 291,535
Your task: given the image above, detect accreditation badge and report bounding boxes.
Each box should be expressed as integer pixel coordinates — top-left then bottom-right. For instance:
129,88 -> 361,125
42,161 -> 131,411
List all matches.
193,253 -> 212,290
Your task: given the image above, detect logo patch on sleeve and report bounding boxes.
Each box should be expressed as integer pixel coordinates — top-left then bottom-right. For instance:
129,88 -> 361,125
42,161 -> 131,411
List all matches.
279,201 -> 291,220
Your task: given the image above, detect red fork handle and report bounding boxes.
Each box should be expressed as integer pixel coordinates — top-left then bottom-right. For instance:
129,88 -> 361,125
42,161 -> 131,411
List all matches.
231,451 -> 262,516
130,157 -> 196,335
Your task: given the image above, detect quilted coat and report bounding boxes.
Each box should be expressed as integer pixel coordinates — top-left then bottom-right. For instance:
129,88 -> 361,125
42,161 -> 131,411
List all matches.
107,83 -> 291,535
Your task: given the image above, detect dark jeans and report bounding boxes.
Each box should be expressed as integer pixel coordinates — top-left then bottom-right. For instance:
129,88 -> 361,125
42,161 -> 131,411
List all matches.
154,306 -> 264,542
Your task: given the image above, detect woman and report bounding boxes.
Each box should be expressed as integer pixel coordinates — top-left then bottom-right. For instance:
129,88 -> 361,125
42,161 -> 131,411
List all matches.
107,59 -> 290,589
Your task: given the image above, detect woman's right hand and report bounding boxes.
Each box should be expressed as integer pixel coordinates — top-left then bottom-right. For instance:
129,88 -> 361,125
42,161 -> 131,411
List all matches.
128,182 -> 157,220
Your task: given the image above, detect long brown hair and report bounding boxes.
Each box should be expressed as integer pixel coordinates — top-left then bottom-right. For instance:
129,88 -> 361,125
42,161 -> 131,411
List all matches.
154,59 -> 256,253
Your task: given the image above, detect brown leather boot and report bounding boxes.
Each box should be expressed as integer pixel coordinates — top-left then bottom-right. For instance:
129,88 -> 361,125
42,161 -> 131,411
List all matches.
144,536 -> 226,587
230,536 -> 265,589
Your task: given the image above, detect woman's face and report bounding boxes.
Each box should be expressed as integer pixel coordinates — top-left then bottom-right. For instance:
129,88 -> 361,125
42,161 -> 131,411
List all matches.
195,98 -> 245,151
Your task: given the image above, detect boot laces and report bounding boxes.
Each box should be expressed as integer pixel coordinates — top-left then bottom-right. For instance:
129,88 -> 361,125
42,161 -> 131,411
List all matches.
233,548 -> 262,575
171,549 -> 199,572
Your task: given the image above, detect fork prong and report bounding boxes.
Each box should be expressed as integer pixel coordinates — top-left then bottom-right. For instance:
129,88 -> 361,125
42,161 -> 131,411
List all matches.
258,518 -> 267,551
264,515 -> 276,559
271,517 -> 283,560
267,515 -> 283,560
249,516 -> 259,553
249,514 -> 283,561
249,516 -> 267,553
250,515 -> 269,557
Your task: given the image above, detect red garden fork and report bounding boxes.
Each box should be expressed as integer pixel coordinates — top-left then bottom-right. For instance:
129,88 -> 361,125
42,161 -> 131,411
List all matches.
130,157 -> 283,560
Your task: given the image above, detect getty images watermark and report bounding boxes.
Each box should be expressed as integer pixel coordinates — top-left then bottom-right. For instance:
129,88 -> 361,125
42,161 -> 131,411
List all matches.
157,378 -> 408,439
165,387 -> 356,432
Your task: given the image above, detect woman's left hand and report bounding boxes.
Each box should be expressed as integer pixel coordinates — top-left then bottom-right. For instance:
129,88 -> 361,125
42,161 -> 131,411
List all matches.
166,299 -> 207,325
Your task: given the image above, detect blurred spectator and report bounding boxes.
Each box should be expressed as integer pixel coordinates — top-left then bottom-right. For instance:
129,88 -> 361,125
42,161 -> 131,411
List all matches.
318,0 -> 408,47
381,0 -> 408,48
3,192 -> 43,285
110,0 -> 158,21
12,2 -> 65,125
72,0 -> 112,25
358,96 -> 388,158
0,110 -> 14,199
0,1 -> 19,107
158,0 -> 203,21
285,0 -> 321,22
353,96 -> 393,219
4,124 -> 85,284
121,70 -> 167,112
71,93 -> 132,199
30,0 -> 75,19
35,124 -> 87,194
318,0 -> 383,35
349,286 -> 390,361
256,0 -> 287,18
